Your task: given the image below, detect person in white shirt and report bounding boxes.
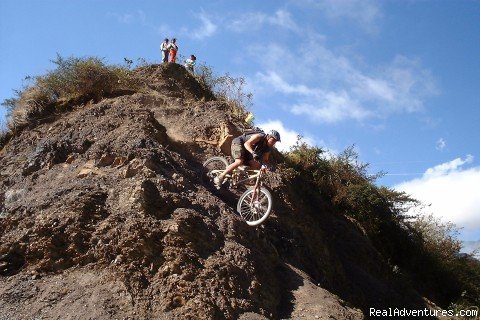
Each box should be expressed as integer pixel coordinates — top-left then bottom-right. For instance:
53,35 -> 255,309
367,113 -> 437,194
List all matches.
184,55 -> 197,74
160,38 -> 169,63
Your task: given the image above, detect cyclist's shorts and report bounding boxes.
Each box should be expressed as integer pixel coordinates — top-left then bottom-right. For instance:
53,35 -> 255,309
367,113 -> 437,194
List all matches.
231,139 -> 253,162
231,141 -> 243,159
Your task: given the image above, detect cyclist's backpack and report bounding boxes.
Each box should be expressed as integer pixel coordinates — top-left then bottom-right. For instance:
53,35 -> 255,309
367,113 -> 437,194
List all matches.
242,127 -> 264,137
242,127 -> 268,153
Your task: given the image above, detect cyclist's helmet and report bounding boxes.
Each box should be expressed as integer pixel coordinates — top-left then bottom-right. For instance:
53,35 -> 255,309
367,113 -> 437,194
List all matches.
268,130 -> 281,142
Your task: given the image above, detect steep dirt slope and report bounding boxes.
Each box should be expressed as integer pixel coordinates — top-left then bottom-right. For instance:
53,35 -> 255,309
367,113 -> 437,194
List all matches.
0,64 -> 434,319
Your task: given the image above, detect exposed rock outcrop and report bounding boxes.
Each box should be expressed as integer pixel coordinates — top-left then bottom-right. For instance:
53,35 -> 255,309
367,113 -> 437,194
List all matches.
0,64 -> 434,319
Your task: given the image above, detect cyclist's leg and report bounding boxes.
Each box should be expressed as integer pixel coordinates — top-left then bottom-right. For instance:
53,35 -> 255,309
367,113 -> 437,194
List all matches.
218,141 -> 244,181
220,158 -> 243,178
215,158 -> 242,187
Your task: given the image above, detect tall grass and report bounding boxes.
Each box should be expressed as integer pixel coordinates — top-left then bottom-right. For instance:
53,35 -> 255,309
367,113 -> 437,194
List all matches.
1,55 -> 140,133
195,63 -> 252,121
0,115 -> 9,149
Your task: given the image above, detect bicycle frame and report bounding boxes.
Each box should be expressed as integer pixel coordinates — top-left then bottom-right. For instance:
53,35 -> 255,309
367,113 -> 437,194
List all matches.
232,168 -> 261,187
203,156 -> 273,226
211,165 -> 266,189
229,165 -> 267,207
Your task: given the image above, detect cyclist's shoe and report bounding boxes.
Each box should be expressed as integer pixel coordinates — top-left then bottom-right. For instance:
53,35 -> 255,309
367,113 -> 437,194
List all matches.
214,176 -> 224,189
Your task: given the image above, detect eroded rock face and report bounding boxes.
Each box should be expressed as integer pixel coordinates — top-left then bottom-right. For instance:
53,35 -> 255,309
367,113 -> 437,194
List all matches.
0,64 -> 428,319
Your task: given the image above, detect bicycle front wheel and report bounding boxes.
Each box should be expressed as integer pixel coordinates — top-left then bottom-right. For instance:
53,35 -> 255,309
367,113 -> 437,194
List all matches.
237,186 -> 273,226
202,156 -> 229,186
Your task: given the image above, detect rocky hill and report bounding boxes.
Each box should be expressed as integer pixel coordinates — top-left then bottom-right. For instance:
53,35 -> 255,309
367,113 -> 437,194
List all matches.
0,63 -> 442,319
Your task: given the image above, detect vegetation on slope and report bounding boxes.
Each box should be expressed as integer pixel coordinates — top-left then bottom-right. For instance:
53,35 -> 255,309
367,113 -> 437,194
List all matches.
2,55 -> 140,135
0,55 -> 249,149
281,139 -> 480,311
1,55 -> 479,313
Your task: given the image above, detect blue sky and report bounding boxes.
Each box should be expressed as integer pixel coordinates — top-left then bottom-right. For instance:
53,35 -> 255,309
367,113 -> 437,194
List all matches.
1,1 -> 479,247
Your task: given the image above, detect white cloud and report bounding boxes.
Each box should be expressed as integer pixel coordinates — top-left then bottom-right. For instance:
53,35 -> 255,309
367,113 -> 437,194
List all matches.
461,240 -> 480,257
269,9 -> 300,31
250,38 -> 437,123
379,55 -> 438,113
137,10 -> 147,25
107,12 -> 134,24
256,119 -> 315,152
156,24 -> 170,36
182,12 -> 217,40
291,101 -> 370,123
107,10 -> 147,25
395,155 -> 480,230
298,0 -> 382,33
424,154 -> 473,177
352,75 -> 395,102
229,9 -> 300,33
228,12 -> 263,32
436,138 -> 446,151
256,71 -> 372,123
257,71 -> 320,96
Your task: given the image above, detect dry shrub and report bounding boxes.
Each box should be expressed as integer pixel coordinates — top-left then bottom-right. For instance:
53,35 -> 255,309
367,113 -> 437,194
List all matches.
0,117 -> 10,149
2,55 -> 140,133
195,64 -> 251,120
37,55 -> 139,103
8,86 -> 54,132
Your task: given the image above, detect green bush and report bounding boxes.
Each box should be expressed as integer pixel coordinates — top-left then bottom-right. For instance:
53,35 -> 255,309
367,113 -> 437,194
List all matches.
38,55 -> 140,103
282,140 -> 480,309
411,213 -> 480,309
2,54 -> 140,133
412,213 -> 462,260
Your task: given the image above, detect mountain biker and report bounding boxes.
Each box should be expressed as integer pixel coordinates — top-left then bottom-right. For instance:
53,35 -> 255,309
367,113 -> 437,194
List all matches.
214,130 -> 281,187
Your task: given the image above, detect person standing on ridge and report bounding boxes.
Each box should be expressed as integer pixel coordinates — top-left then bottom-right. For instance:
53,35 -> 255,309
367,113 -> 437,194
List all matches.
184,54 -> 196,74
168,38 -> 178,63
160,38 -> 170,63
214,130 -> 281,188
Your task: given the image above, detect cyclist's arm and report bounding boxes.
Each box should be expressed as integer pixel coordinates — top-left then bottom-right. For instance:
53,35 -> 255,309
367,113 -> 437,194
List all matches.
244,134 -> 263,154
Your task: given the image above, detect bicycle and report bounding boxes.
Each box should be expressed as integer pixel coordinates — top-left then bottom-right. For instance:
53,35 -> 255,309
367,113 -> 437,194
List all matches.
202,156 -> 273,226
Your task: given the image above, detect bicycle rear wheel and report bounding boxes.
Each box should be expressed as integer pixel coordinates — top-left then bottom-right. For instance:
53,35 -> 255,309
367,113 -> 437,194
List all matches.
237,186 -> 273,226
202,156 -> 229,186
